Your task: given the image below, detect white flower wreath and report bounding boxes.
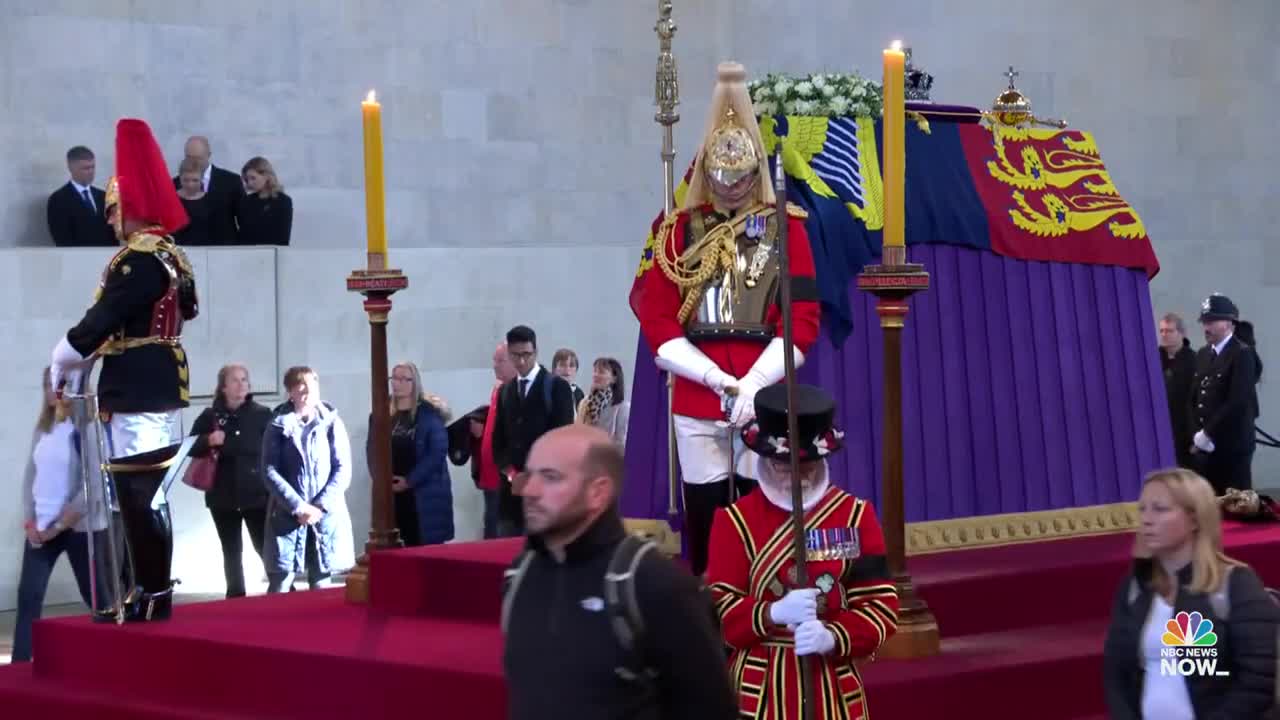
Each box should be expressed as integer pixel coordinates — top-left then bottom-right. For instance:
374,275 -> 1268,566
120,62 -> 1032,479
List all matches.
749,72 -> 883,119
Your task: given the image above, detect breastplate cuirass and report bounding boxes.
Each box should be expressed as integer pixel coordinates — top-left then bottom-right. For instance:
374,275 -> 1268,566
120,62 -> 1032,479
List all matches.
685,209 -> 780,343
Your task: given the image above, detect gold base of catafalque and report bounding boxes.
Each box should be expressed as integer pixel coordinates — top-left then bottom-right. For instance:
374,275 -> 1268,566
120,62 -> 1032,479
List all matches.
878,600 -> 941,659
344,561 -> 370,603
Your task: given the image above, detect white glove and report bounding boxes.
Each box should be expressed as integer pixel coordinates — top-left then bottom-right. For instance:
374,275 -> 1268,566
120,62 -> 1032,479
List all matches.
729,338 -> 806,427
728,377 -> 763,427
768,588 -> 819,627
794,619 -> 837,656
655,337 -> 734,392
1193,430 -> 1215,454
50,335 -> 86,396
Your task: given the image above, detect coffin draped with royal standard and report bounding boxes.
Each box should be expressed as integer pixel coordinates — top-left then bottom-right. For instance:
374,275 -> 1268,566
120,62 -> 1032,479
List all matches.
624,81 -> 1167,555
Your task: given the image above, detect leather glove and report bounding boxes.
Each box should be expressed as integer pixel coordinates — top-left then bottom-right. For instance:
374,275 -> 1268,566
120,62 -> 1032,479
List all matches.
794,619 -> 837,656
768,588 -> 819,627
50,335 -> 86,396
728,338 -> 806,427
655,338 -> 734,392
1193,430 -> 1215,454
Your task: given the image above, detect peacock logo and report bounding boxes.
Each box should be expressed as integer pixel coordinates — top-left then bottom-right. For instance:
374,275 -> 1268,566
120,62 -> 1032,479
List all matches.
1161,611 -> 1218,647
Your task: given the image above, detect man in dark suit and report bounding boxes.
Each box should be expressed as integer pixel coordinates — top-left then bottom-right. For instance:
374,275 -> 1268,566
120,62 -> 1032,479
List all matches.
1158,312 -> 1197,468
173,135 -> 242,245
491,325 -> 576,537
47,146 -> 114,247
1189,294 -> 1259,493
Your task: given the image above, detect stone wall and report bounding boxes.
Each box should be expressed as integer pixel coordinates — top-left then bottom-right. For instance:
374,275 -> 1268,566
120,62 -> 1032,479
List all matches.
2,0 -> 1277,609
0,245 -> 638,609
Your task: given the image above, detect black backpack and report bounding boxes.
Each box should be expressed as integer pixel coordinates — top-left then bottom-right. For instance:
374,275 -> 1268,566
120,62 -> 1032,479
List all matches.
501,534 -> 660,688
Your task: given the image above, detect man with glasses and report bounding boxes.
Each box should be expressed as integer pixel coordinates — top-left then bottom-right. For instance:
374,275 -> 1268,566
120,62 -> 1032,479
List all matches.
491,325 -> 576,536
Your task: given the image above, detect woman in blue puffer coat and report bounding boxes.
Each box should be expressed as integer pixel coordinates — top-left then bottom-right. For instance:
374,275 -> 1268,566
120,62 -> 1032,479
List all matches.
373,361 -> 454,546
261,366 -> 354,592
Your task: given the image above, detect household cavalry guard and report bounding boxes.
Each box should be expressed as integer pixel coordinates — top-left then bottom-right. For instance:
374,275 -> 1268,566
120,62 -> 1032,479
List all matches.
50,117 -> 198,622
632,61 -> 821,575
705,383 -> 899,720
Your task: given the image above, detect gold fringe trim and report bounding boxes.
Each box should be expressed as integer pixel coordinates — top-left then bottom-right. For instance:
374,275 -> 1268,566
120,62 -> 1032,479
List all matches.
625,501 -> 1139,559
906,501 -> 1138,555
622,518 -> 684,557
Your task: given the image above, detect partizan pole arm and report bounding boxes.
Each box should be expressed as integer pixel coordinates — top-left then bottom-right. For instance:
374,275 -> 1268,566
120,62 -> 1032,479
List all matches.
774,137 -> 815,720
654,0 -> 681,516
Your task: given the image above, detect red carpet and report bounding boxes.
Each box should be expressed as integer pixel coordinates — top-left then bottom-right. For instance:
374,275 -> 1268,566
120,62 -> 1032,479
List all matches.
2,521 -> 1279,719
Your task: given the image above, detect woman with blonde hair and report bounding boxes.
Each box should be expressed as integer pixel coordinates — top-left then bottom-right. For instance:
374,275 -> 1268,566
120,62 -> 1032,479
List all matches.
369,361 -> 453,546
239,156 -> 292,246
174,156 -> 213,246
1103,468 -> 1279,719
13,368 -> 96,661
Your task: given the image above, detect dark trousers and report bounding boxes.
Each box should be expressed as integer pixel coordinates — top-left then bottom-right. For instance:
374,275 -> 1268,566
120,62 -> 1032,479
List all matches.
394,491 -> 422,547
482,489 -> 500,539
1199,448 -> 1255,494
683,476 -> 756,578
13,531 -> 94,662
497,481 -> 525,538
1173,433 -> 1195,471
209,507 -> 267,598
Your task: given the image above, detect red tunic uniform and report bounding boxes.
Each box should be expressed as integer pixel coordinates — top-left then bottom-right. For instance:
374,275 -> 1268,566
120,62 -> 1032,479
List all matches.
706,486 -> 899,720
633,204 -> 821,420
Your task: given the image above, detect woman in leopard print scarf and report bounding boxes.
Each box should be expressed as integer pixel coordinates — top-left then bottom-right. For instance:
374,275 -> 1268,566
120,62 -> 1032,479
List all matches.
576,357 -> 630,448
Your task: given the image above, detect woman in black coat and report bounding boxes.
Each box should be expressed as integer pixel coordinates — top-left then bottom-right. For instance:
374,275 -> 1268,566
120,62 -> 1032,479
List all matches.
239,156 -> 292,246
188,365 -> 273,597
1103,468 -> 1279,719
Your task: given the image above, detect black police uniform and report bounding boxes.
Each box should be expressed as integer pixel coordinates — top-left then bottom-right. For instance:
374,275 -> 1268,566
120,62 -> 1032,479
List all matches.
1189,294 -> 1258,493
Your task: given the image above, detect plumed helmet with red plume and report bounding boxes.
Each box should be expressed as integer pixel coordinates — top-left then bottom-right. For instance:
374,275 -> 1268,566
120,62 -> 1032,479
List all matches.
108,118 -> 188,235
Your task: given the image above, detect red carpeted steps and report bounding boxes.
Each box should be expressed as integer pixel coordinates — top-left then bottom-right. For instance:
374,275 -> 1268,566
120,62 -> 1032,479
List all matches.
865,619 -> 1109,718
0,661 -> 247,719
19,590 -> 506,719
370,536 -> 523,622
2,521 -> 1279,719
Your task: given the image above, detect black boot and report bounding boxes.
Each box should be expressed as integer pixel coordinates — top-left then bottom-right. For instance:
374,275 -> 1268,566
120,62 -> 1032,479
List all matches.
111,446 -> 180,622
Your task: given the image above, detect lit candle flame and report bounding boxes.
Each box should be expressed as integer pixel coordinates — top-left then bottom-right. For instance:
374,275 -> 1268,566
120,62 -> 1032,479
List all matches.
890,40 -> 903,52
366,90 -> 377,104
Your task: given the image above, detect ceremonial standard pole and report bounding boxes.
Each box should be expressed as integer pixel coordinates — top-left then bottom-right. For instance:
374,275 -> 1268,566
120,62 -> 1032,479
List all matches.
856,43 -> 939,656
773,143 -> 817,720
654,0 -> 682,519
345,91 -> 409,604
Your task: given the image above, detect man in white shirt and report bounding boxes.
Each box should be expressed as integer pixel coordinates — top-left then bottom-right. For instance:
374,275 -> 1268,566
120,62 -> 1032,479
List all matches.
491,325 -> 577,536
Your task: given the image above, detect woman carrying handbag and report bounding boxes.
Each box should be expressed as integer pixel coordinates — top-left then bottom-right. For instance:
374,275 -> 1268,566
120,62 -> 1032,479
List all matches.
187,364 -> 273,598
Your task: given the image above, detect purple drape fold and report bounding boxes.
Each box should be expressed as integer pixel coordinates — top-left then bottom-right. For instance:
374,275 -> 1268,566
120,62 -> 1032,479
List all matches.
620,245 -> 1174,523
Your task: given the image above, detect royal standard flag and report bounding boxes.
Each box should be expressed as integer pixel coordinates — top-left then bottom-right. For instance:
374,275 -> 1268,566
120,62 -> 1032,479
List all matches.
629,111 -> 1157,347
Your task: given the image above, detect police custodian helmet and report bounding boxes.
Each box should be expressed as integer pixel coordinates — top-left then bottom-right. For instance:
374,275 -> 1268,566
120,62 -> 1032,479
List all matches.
1199,293 -> 1239,322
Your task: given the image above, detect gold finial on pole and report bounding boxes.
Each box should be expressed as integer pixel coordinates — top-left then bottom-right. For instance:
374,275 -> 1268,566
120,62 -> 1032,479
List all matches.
654,0 -> 682,518
655,0 -> 680,215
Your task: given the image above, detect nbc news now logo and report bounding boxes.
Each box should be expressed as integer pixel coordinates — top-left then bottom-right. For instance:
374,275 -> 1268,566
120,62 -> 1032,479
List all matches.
1160,611 -> 1230,677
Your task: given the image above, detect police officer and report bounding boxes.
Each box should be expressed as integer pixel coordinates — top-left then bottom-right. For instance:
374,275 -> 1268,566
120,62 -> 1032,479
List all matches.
1188,294 -> 1259,493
